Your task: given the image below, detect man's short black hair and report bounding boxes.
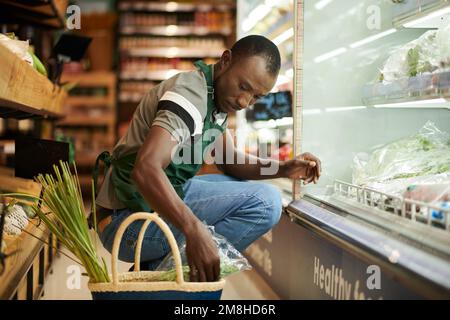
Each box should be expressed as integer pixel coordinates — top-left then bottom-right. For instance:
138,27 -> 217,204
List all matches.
231,35 -> 281,76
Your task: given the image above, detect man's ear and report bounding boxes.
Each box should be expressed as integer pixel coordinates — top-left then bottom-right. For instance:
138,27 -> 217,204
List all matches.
220,50 -> 232,70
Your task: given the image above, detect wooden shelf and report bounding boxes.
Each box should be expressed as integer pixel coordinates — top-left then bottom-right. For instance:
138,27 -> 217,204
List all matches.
65,96 -> 115,108
0,0 -> 67,29
61,71 -> 117,87
0,43 -> 66,120
57,115 -> 115,127
0,221 -> 49,299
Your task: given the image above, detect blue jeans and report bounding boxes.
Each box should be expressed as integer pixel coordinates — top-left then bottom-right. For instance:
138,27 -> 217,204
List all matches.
98,174 -> 282,270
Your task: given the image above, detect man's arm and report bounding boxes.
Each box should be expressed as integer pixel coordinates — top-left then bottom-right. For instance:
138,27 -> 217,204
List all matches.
215,129 -> 321,183
131,126 -> 220,282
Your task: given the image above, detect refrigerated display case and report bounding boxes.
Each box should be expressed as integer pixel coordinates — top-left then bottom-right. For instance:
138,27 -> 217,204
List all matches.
244,0 -> 450,299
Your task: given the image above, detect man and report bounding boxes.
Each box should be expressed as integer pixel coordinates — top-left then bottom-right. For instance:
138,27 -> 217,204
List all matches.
94,35 -> 321,282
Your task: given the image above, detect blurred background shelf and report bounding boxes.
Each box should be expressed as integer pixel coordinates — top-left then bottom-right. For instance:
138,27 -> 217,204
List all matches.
120,25 -> 232,36
0,0 -> 67,29
119,1 -> 235,13
120,69 -> 185,81
121,47 -> 225,58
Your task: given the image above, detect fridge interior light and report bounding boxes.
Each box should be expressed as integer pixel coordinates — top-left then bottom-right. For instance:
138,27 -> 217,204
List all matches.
314,47 -> 347,63
349,28 -> 397,49
373,98 -> 450,108
315,0 -> 334,11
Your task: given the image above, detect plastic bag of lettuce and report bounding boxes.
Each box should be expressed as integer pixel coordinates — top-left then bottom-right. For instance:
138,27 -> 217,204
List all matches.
353,121 -> 450,196
154,224 -> 251,282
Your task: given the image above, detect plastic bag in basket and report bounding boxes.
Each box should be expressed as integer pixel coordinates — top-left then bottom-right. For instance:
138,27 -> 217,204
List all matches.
156,223 -> 251,281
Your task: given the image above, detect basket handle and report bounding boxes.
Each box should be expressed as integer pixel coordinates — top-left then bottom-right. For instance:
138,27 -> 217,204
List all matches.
111,212 -> 184,286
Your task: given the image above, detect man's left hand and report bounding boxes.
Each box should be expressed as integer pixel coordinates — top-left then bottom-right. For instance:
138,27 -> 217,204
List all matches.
280,152 -> 322,184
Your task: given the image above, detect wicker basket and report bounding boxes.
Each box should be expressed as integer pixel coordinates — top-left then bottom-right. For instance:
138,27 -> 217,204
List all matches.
88,212 -> 226,300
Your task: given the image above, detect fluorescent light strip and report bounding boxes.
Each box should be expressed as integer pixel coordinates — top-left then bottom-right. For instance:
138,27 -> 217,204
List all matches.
403,6 -> 450,28
314,47 -> 347,63
273,28 -> 294,46
350,28 -> 397,49
242,4 -> 272,32
315,0 -> 333,10
303,109 -> 322,115
374,98 -> 449,108
325,106 -> 367,112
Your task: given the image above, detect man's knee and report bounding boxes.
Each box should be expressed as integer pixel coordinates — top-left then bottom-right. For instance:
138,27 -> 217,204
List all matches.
255,183 -> 282,230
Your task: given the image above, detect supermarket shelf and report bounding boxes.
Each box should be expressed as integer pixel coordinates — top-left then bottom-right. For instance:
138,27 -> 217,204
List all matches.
65,96 -> 115,108
119,96 -> 143,103
120,25 -> 232,36
0,44 -> 66,120
75,152 -> 99,167
393,1 -> 450,28
119,1 -> 235,12
121,47 -> 224,58
61,71 -> 117,87
0,98 -> 64,120
362,70 -> 450,108
57,115 -> 115,127
0,221 -> 49,299
120,69 -> 186,81
0,0 -> 67,29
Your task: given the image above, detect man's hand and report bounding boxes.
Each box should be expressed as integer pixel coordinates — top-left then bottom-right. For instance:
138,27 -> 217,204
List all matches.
184,221 -> 220,282
280,152 -> 322,184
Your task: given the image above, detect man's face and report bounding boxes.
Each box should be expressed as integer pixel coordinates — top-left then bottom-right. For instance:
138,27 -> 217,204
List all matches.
214,54 -> 277,113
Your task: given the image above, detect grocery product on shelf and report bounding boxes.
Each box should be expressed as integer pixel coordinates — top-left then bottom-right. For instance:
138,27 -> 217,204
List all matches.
353,121 -> 450,196
0,33 -> 47,77
0,203 -> 28,236
379,24 -> 450,82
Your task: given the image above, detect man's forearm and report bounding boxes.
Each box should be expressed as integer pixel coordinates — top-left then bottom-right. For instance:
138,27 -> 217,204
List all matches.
219,150 -> 284,180
131,165 -> 200,234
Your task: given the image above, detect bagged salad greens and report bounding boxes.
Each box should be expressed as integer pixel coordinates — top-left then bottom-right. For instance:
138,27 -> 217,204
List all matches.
353,121 -> 450,196
155,224 -> 251,281
379,24 -> 450,82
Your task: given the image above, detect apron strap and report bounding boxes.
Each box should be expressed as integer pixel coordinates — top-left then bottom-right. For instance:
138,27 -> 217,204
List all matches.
92,150 -> 113,195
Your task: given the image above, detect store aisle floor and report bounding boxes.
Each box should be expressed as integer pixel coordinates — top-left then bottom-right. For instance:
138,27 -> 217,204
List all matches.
41,231 -> 279,300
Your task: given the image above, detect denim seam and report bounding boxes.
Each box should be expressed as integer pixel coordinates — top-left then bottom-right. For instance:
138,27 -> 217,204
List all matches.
185,192 -> 273,209
233,205 -> 268,249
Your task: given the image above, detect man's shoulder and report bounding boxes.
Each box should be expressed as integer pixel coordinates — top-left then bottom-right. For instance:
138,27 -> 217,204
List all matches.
165,69 -> 206,91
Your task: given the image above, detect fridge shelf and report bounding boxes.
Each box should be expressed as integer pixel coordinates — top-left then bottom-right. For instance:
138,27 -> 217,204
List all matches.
333,180 -> 450,231
362,70 -> 450,108
393,0 -> 450,28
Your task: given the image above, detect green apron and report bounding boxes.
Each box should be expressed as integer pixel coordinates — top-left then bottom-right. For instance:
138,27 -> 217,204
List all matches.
93,61 -> 227,212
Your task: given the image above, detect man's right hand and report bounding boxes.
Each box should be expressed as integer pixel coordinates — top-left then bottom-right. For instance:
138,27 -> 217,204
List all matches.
184,220 -> 220,282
